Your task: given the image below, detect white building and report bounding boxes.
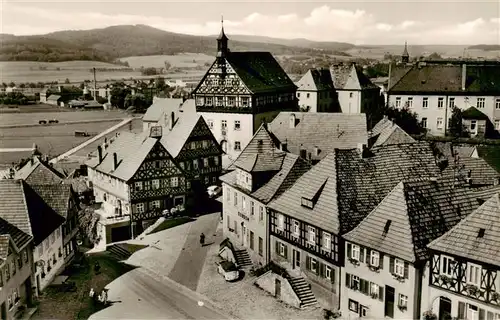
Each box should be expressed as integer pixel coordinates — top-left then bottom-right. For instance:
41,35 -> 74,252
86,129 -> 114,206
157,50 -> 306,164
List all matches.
296,69 -> 336,113
387,61 -> 500,137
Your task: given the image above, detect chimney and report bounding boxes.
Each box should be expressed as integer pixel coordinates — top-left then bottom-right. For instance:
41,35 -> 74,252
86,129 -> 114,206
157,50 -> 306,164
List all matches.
314,146 -> 320,157
281,141 -> 288,152
93,67 -> 97,101
461,64 -> 467,91
357,143 -> 368,158
289,113 -> 296,128
97,145 -> 103,163
113,152 -> 119,170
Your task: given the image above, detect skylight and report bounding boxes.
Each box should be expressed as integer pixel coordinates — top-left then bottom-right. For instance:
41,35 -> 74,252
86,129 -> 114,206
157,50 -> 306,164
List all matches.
477,228 -> 485,238
383,220 -> 392,235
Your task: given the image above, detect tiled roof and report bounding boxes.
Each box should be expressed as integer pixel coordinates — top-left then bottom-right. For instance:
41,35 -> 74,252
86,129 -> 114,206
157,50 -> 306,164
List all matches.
268,112 -> 368,161
221,153 -> 311,204
456,157 -> 500,186
0,235 -> 10,260
159,111 -> 202,158
231,124 -> 285,172
30,184 -> 73,219
387,64 -> 412,91
15,157 -> 66,184
462,107 -> 489,121
296,69 -> 334,91
369,117 -> 393,137
143,98 -> 184,122
344,178 -> 477,263
428,192 -> 500,266
371,122 -> 416,147
226,52 -> 297,94
47,94 -> 61,101
330,64 -> 378,90
0,180 -> 63,246
389,64 -> 500,94
0,220 -> 31,253
330,65 -> 351,89
336,142 -> 444,234
268,152 -> 341,233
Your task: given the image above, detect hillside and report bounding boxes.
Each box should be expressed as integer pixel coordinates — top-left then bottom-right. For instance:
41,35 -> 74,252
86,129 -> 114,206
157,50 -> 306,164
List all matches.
0,25 -> 348,62
221,34 -> 354,51
468,44 -> 500,51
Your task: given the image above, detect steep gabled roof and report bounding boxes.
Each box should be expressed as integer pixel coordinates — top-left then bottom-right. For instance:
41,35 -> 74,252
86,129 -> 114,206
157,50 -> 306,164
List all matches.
371,122 -> 416,147
462,106 -> 489,120
296,69 -> 334,91
344,178 -> 477,263
160,112 -> 203,158
0,221 -> 31,256
143,98 -> 184,122
231,124 -> 285,172
268,112 -> 367,161
47,94 -> 61,101
226,52 -> 296,94
343,65 -> 379,90
30,184 -> 73,219
428,192 -> 500,266
15,156 -> 66,184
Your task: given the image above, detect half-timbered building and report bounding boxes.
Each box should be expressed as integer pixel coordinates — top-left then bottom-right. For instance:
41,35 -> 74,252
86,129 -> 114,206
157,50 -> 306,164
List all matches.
341,178 -> 483,320
266,142 -> 450,311
192,21 -> 298,166
86,109 -> 221,248
426,192 -> 500,320
220,124 -> 310,267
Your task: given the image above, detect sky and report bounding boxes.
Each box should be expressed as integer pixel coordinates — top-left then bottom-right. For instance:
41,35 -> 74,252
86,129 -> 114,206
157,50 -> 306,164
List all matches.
1,0 -> 499,45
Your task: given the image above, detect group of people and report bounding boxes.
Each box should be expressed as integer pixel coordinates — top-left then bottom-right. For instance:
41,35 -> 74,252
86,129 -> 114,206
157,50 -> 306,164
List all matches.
89,288 -> 109,305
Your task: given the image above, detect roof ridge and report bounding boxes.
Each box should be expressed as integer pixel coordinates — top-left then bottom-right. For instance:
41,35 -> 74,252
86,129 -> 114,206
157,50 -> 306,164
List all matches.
388,64 -> 413,91
19,181 -> 34,237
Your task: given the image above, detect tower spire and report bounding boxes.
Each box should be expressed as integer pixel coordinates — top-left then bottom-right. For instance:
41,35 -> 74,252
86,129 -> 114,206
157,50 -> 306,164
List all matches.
216,15 -> 229,58
402,41 -> 409,63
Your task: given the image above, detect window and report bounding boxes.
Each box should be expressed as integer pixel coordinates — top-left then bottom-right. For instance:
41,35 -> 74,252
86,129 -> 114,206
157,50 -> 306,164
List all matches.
395,97 -> 401,108
241,97 -> 249,106
394,259 -> 405,277
221,120 -> 227,129
152,179 -> 160,190
422,117 -> 428,128
216,96 -> 223,106
467,304 -> 478,320
207,119 -> 214,129
150,200 -> 161,210
325,265 -> 332,280
234,120 -> 241,130
311,258 -> 317,273
11,261 -> 15,275
470,120 -> 477,131
171,177 -> 179,187
437,117 -> 444,130
249,231 -> 254,250
293,220 -> 300,235
495,120 -> 500,130
203,158 -> 209,167
496,99 -> 500,110
323,232 -> 331,249
234,142 -> 241,151
38,245 -> 43,256
349,299 -> 359,313
206,97 -> 213,106
136,203 -> 144,213
360,306 -> 368,318
441,256 -> 456,276
193,159 -> 199,169
307,93 -> 310,98
134,181 -> 143,191
250,201 -> 255,215
421,97 -> 429,108
227,96 -> 235,106
467,263 -> 482,286
477,97 -> 485,108
449,97 -> 455,108
351,244 -> 360,260
279,243 -> 286,256
5,264 -> 9,281
407,97 -> 413,108
226,188 -> 231,202
438,97 -> 444,109
297,92 -> 300,98
23,251 -> 28,263
350,92 -> 354,99
242,197 -> 247,211
398,294 -> 408,308
301,197 -> 313,209
277,214 -> 284,229
370,251 -> 380,266
144,180 -> 151,191
234,192 -> 238,206
214,156 -> 219,166
8,296 -> 12,310
259,206 -> 264,221
370,282 -> 379,296
258,237 -> 263,256
308,226 -> 316,243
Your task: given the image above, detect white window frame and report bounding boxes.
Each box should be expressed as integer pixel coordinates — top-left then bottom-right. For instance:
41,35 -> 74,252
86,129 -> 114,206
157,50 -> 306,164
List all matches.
423,97 -> 429,108
351,275 -> 360,290
152,179 -> 160,190
467,263 -> 482,286
467,304 -> 478,320
241,97 -> 249,106
227,96 -> 235,106
398,294 -> 408,307
206,96 -> 213,106
477,97 -> 485,108
242,197 -> 247,211
370,250 -> 380,267
349,299 -> 359,312
394,258 -> 405,277
308,226 -> 316,243
150,200 -> 161,209
496,99 -> 500,110
449,97 -> 455,108
495,120 -> 500,130
441,255 -> 455,277
438,97 -> 444,109
395,97 -> 401,108
437,117 -> 444,130
351,244 -> 360,261
325,265 -> 332,279
259,206 -> 264,221
279,243 -> 285,256
234,141 -> 241,151
277,214 -> 284,230
221,120 -> 227,129
407,97 -> 413,108
250,201 -> 255,216
234,192 -> 238,206
311,258 -> 317,273
370,282 -> 379,296
136,203 -> 145,213
293,220 -> 300,235
134,181 -> 143,191
234,120 -> 241,130
323,232 -> 331,249
422,117 -> 428,128
470,120 -> 477,131
171,176 -> 179,187
207,119 -> 214,129
203,158 -> 209,167
216,96 -> 223,106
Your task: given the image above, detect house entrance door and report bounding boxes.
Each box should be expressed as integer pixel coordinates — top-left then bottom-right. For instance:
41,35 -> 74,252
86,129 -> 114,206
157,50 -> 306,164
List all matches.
439,297 -> 452,320
293,250 -> 301,268
242,225 -> 247,247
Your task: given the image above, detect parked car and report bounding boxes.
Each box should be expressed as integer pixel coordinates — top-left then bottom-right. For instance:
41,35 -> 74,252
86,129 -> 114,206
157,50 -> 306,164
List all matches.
217,261 -> 239,282
207,185 -> 222,198
49,119 -> 59,124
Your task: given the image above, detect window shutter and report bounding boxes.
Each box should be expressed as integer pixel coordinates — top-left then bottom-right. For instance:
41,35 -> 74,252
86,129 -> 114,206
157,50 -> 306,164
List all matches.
347,243 -> 352,258
331,268 -> 336,284
320,263 -> 325,277
379,286 -> 384,301
379,253 -> 384,269
487,311 -> 494,320
284,245 -> 288,260
315,261 -> 320,276
404,262 -> 409,279
306,256 -> 311,270
363,280 -> 369,295
360,279 -> 365,294
390,257 -> 395,274
360,247 -> 365,263
479,309 -> 485,320
275,241 -> 279,254
458,302 -> 465,319
345,273 -> 351,287
366,249 -> 371,263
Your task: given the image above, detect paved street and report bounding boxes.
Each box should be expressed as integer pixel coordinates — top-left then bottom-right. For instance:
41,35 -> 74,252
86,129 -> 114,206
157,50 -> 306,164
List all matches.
90,267 -> 233,320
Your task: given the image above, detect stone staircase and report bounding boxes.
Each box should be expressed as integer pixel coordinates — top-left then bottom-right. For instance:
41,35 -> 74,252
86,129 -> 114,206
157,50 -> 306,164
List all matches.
107,243 -> 133,261
234,249 -> 253,268
288,276 -> 318,308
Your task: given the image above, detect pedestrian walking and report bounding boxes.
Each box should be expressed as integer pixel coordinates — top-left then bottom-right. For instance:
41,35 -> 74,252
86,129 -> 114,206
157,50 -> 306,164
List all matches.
200,233 -> 205,246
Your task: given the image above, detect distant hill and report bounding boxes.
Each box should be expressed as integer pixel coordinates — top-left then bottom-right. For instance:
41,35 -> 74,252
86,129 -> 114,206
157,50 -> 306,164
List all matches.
0,24 -> 349,62
468,44 -> 500,51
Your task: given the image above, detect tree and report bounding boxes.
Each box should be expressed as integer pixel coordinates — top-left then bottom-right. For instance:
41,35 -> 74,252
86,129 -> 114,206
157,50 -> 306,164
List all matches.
155,76 -> 166,91
448,105 -> 469,137
366,100 -> 425,135
78,205 -> 101,245
110,86 -> 132,109
427,52 -> 442,61
141,67 -> 158,76
8,82 -> 15,88
65,78 -> 71,84
164,61 -> 171,70
124,93 -> 151,113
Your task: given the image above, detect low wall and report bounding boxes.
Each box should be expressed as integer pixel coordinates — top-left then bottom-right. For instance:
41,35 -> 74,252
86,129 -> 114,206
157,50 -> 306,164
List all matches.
254,271 -> 301,309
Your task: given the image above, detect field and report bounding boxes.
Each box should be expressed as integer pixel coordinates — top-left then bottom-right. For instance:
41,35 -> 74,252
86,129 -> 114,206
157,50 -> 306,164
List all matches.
0,60 -> 141,84
120,53 -> 214,69
0,109 -> 129,126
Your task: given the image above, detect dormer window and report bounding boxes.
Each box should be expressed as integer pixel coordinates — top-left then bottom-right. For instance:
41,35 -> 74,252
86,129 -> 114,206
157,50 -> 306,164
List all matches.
301,197 -> 314,209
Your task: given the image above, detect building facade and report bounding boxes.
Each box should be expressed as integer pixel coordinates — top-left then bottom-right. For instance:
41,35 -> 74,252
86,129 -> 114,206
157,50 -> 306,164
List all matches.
33,227 -> 64,292
387,61 -> 500,136
191,22 -> 298,166
296,69 -> 336,112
